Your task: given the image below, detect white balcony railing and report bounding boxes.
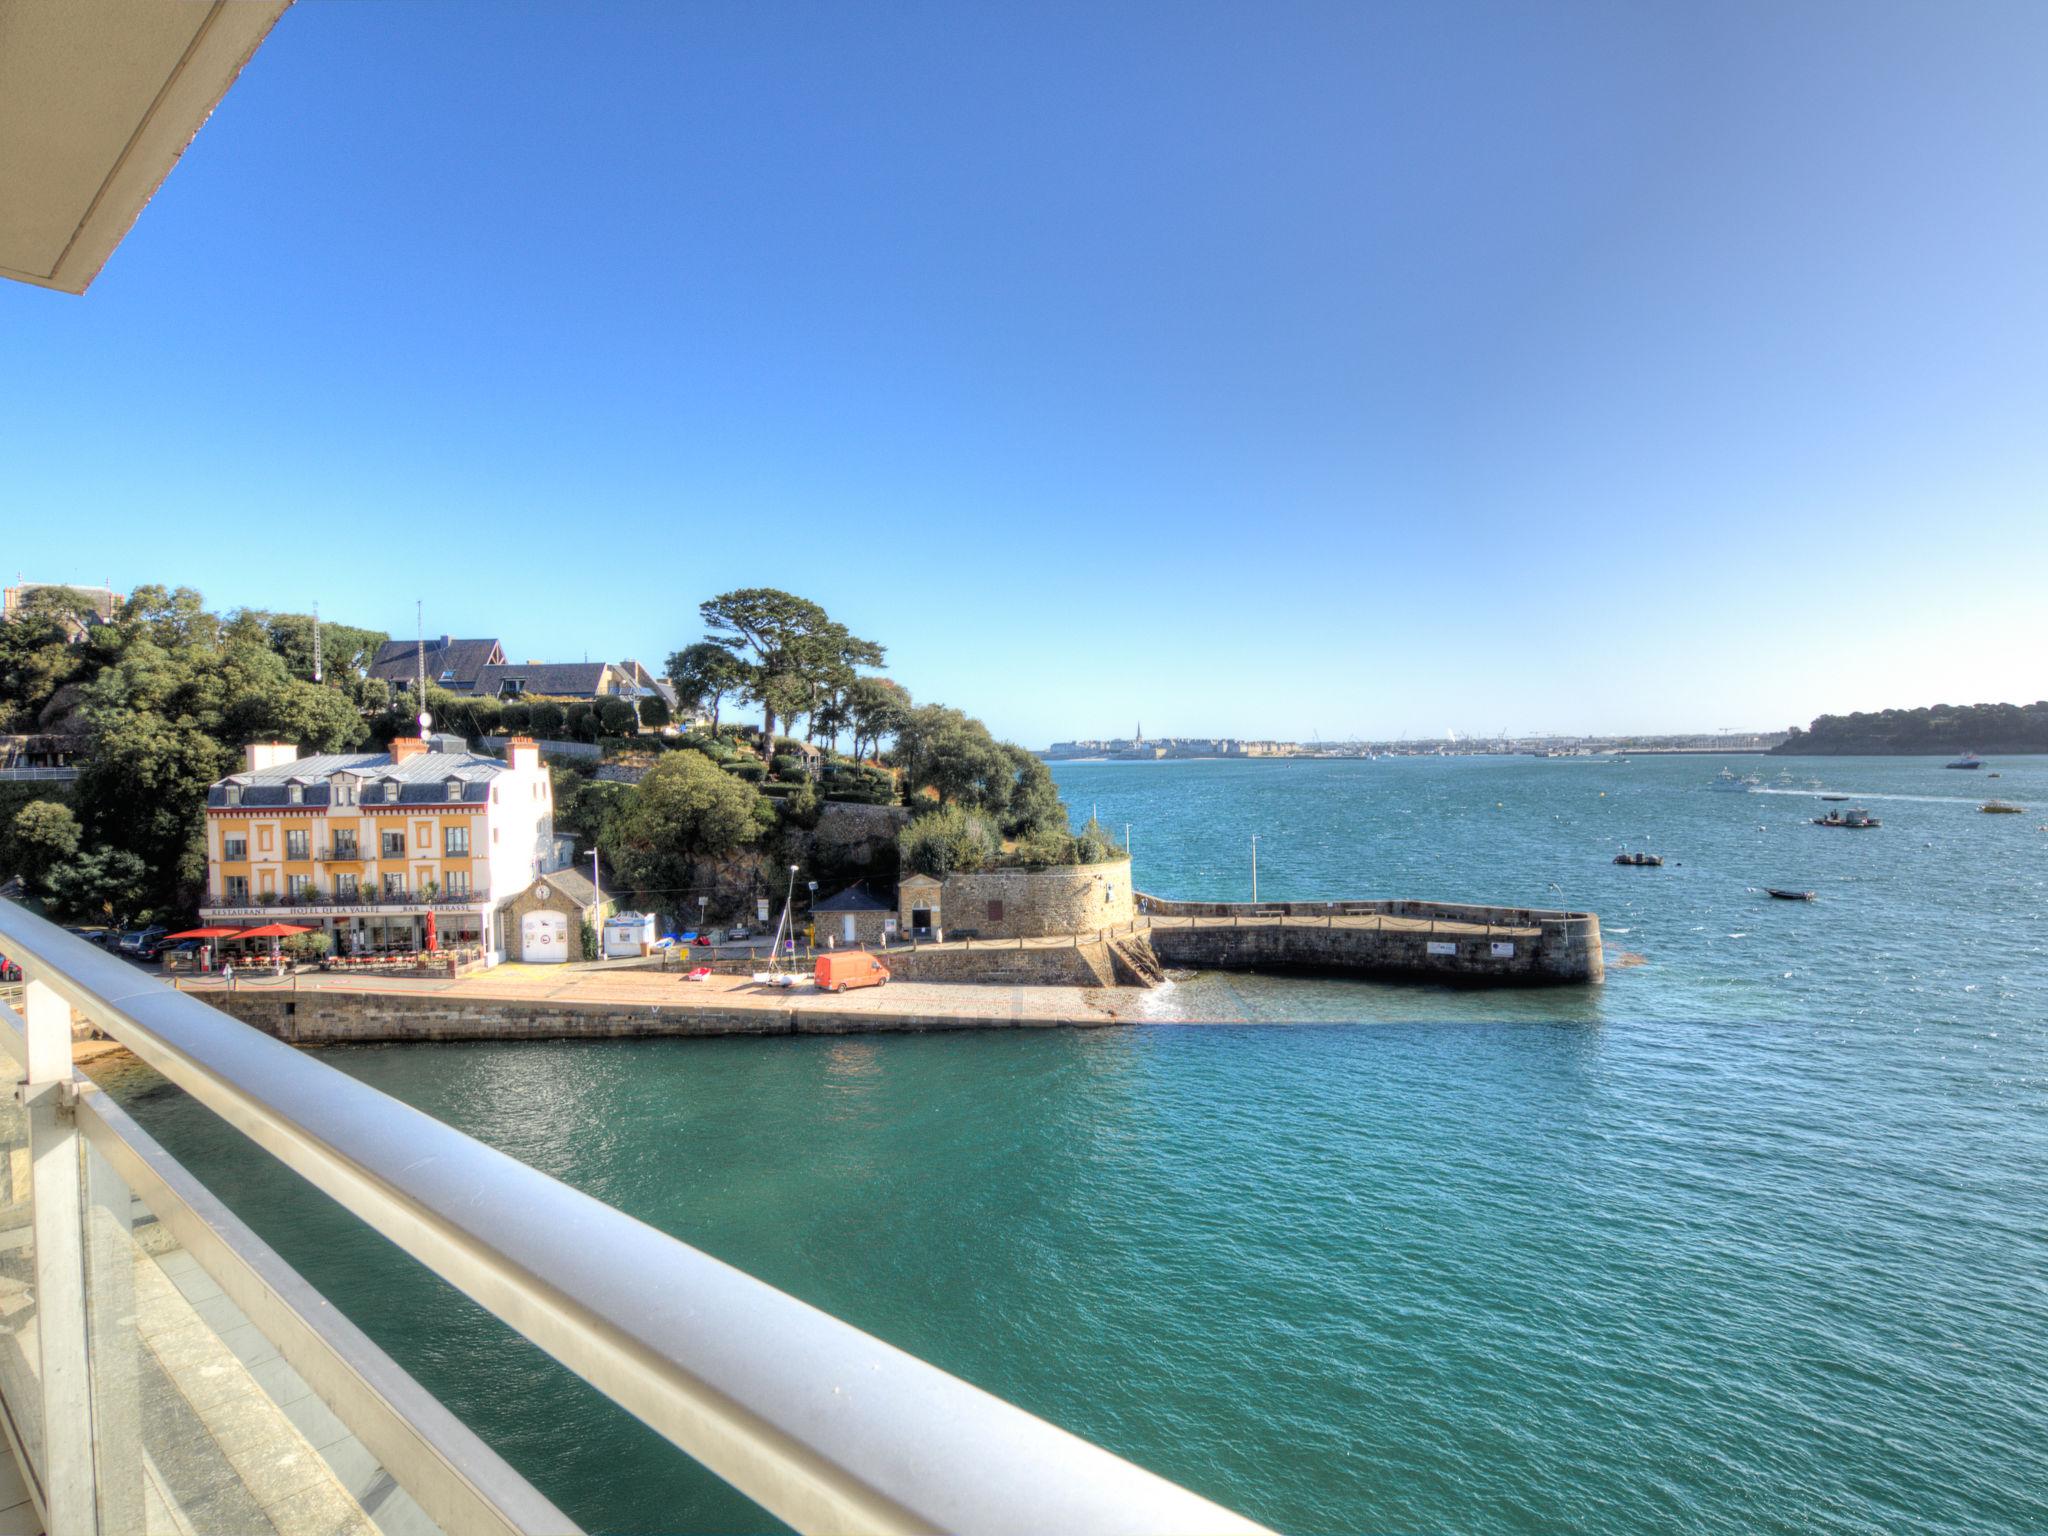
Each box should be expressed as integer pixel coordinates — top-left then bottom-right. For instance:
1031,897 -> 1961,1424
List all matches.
0,900 -> 1267,1536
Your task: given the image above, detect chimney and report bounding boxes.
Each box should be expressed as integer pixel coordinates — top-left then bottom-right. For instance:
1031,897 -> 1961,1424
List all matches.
391,735 -> 429,763
440,634 -> 452,648
245,742 -> 298,773
507,736 -> 540,772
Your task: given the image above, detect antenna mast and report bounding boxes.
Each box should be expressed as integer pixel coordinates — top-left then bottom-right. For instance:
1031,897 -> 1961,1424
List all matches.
311,600 -> 323,684
415,600 -> 432,738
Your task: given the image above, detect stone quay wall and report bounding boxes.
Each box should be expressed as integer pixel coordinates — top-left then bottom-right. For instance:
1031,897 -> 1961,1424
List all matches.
210,987 -> 1122,1045
938,858 -> 1135,939
1140,894 -> 1603,985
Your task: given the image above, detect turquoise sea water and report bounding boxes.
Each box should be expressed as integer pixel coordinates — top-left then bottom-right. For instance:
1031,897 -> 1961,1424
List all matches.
101,755 -> 2048,1534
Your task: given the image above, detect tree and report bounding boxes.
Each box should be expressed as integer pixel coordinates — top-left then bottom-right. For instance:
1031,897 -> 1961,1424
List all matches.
597,698 -> 639,738
0,586 -> 104,729
666,642 -> 746,731
42,845 -> 151,925
598,750 -> 766,905
230,610 -> 389,683
8,800 -> 80,887
638,696 -> 671,730
847,677 -> 911,763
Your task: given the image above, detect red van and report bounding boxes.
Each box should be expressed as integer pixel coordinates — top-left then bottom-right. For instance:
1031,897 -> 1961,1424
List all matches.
814,951 -> 890,993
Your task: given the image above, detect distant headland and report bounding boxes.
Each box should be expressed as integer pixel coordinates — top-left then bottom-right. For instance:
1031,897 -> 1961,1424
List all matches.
1042,730 -> 1788,761
1771,702 -> 2048,756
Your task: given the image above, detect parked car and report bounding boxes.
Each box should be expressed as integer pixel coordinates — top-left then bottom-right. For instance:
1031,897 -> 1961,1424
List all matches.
117,927 -> 167,955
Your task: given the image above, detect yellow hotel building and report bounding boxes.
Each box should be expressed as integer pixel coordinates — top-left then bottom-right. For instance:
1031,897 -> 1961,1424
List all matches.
202,736 -> 558,960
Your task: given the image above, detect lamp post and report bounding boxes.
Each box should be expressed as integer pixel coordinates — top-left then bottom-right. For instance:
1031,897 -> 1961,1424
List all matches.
1251,835 -> 1259,904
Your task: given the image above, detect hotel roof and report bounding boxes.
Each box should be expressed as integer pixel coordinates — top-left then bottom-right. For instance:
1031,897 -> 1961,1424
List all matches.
207,751 -> 505,809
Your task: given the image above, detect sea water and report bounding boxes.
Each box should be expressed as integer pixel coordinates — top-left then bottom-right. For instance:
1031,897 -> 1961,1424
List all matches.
102,754 -> 2048,1534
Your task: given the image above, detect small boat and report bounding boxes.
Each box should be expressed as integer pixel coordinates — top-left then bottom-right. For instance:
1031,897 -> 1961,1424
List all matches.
1765,887 -> 1816,901
1813,807 -> 1880,828
1709,769 -> 1753,792
1945,753 -> 1983,769
1820,794 -> 1849,802
1613,851 -> 1664,866
1980,800 -> 2025,814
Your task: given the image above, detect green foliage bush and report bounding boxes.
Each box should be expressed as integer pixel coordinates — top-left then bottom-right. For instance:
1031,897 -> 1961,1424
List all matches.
599,750 -> 766,907
498,703 -> 532,733
526,701 -> 566,735
898,804 -> 1001,878
598,699 -> 638,737
770,752 -> 807,782
726,760 -> 766,782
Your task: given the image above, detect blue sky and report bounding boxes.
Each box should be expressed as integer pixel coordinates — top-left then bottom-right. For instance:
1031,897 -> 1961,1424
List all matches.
6,0 -> 2045,745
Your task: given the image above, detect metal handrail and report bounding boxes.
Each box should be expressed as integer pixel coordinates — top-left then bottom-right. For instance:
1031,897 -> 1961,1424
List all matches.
0,900 -> 1267,1536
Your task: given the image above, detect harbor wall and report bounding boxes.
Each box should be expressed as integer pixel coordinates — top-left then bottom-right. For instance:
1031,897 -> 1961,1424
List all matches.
207,988 -> 1122,1045
1139,895 -> 1603,985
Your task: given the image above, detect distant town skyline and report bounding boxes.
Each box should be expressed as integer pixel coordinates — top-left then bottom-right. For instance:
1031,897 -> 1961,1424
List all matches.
8,1 -> 2046,746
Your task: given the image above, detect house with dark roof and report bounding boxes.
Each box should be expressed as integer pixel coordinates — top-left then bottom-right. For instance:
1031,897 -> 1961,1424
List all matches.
368,636 -> 506,693
811,881 -> 897,947
474,662 -> 630,701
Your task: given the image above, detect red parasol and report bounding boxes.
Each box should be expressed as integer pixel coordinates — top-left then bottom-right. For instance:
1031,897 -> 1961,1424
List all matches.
237,923 -> 312,939
163,926 -> 240,940
423,910 -> 438,952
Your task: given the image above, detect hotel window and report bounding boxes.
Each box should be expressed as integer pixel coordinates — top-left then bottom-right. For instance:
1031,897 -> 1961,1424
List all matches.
334,780 -> 357,807
224,876 -> 249,901
445,825 -> 470,856
223,836 -> 247,861
384,782 -> 400,803
287,874 -> 312,897
225,784 -> 242,806
382,832 -> 406,857
335,873 -> 358,899
332,831 -> 358,859
288,783 -> 304,805
384,873 -> 407,897
285,830 -> 309,860
445,870 -> 471,895
445,778 -> 463,802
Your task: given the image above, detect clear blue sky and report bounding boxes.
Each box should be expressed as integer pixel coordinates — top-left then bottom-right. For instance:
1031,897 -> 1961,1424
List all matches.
7,0 -> 2045,745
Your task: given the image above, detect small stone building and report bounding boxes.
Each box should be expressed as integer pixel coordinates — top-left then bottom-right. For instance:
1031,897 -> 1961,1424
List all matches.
897,859 -> 1134,941
810,881 -> 896,947
501,867 -> 613,964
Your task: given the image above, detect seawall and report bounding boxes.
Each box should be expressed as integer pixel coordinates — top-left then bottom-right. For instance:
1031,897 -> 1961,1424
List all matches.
1139,896 -> 1603,985
209,987 -> 1127,1044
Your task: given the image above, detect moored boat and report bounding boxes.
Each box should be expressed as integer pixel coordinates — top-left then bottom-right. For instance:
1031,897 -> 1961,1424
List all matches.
1945,752 -> 1983,769
1765,887 -> 1816,901
1813,807 -> 1880,828
1980,800 -> 2024,814
1613,851 -> 1664,866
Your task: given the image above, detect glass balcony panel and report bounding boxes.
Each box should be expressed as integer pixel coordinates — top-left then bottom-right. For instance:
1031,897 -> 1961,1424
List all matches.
79,1127 -> 447,1536
0,1056 -> 40,1497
